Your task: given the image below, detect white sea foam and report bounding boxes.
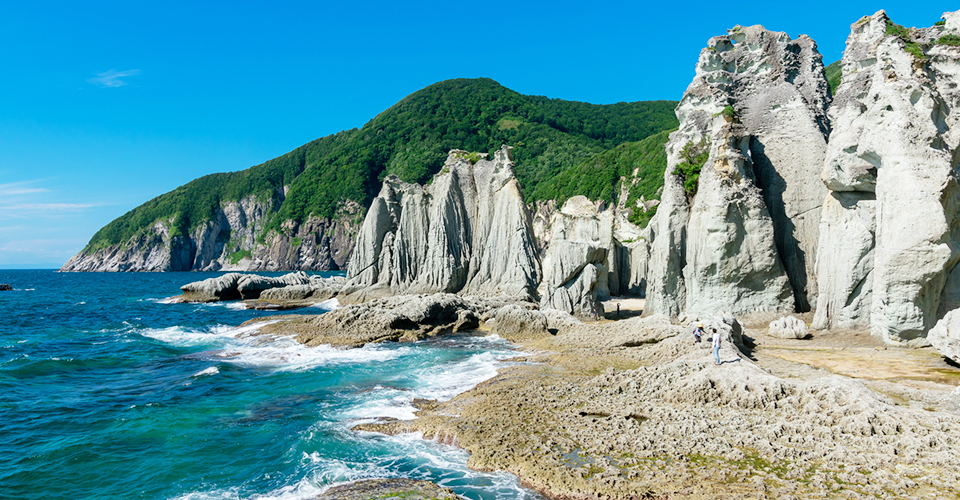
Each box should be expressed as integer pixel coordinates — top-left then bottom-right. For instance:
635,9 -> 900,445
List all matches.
139,321 -> 407,372
310,298 -> 339,311
193,366 -> 220,377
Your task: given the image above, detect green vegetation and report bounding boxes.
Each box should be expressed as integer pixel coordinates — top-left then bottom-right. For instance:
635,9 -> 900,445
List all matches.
227,249 -> 251,265
531,130 -> 672,228
937,34 -> 960,46
824,60 -> 842,96
672,138 -> 711,196
83,78 -> 678,252
721,105 -> 736,118
935,20 -> 946,26
885,19 -> 926,61
291,237 -> 302,247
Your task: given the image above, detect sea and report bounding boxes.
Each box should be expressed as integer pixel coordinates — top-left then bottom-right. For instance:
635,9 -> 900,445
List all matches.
0,270 -> 545,500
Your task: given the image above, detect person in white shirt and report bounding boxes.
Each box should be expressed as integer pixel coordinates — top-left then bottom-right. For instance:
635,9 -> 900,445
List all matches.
712,328 -> 722,365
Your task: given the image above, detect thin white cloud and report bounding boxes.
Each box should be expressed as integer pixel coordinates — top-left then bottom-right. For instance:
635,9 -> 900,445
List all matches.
88,69 -> 142,88
0,203 -> 97,220
0,181 -> 50,196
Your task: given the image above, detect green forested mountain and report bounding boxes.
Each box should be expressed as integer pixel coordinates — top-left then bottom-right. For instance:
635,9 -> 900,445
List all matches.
84,78 -> 678,252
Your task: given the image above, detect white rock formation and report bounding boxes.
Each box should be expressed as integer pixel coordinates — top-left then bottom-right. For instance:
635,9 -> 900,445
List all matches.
927,308 -> 960,363
645,24 -> 830,318
538,197 -> 611,318
768,315 -> 809,339
813,10 -> 960,345
342,147 -> 541,302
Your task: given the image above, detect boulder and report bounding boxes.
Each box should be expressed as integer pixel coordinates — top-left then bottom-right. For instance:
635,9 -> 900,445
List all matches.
813,10 -> 960,344
490,305 -> 551,340
929,308 -> 960,363
342,147 -> 541,302
768,315 -> 809,339
645,24 -> 830,318
0,284 -> 11,291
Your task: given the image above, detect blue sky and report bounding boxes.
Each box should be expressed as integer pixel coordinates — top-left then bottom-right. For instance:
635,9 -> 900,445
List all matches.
0,0 -> 953,268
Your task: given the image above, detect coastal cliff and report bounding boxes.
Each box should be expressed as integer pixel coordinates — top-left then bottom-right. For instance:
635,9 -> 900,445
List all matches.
60,195 -> 360,272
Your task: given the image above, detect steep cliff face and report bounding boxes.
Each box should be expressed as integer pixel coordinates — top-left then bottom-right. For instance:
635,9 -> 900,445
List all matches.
341,147 -> 541,302
813,10 -> 960,345
60,196 -> 360,272
646,25 -> 830,317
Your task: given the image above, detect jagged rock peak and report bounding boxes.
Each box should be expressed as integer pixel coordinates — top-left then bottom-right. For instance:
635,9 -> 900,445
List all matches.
645,24 -> 829,318
342,145 -> 541,303
813,9 -> 960,346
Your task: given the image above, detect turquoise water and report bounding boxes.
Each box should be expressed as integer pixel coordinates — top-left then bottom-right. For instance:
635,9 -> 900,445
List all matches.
0,271 -> 543,500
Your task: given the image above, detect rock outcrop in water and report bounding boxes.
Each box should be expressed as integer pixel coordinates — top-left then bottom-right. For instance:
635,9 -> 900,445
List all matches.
813,10 -> 960,345
645,24 -> 830,318
178,271 -> 341,302
340,147 -> 541,303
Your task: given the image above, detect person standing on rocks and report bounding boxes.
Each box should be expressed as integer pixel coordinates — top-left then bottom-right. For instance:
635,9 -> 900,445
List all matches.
693,322 -> 704,344
712,328 -> 721,365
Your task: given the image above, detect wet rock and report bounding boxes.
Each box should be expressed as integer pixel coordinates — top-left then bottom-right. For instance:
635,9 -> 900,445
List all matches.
0,284 -> 11,291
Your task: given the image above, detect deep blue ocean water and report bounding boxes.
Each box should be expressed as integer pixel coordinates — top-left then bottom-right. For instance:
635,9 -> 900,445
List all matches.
0,270 -> 544,500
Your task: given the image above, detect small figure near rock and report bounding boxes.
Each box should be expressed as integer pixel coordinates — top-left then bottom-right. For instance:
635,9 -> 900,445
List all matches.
0,284 -> 11,291
593,307 -> 599,322
712,328 -> 721,365
693,322 -> 704,344
617,302 -> 621,318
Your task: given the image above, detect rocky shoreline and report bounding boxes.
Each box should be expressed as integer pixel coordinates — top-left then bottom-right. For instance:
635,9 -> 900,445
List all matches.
326,305 -> 960,500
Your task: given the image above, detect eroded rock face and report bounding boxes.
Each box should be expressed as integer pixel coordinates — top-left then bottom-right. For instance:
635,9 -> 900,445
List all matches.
813,10 -> 960,344
342,147 -> 541,302
538,197 -> 610,317
646,25 -> 829,319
